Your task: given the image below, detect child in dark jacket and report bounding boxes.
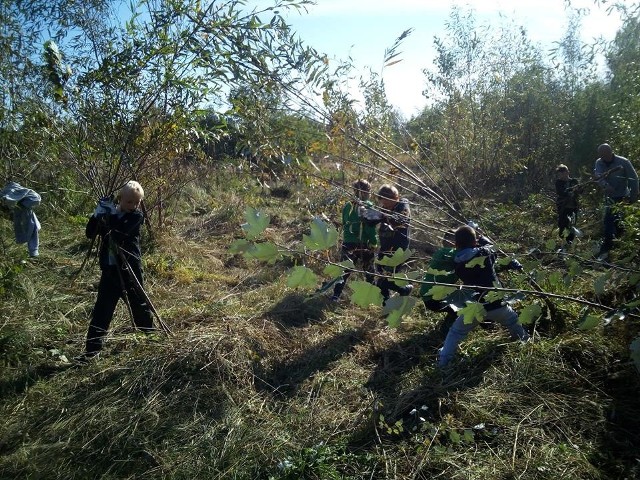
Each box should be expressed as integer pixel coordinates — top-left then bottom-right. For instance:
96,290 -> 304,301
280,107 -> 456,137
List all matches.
81,180 -> 154,358
374,184 -> 412,303
555,164 -> 580,246
331,179 -> 379,301
437,225 -> 529,367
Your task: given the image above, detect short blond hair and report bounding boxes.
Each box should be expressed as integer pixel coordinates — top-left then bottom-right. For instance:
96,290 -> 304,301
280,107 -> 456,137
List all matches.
122,180 -> 144,200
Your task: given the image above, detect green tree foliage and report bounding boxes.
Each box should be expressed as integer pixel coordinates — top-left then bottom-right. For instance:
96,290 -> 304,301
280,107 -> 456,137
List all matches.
2,0 -> 328,225
606,11 -> 640,158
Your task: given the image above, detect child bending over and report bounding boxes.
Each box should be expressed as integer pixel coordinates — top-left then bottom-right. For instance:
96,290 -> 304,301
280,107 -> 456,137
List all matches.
438,225 -> 529,367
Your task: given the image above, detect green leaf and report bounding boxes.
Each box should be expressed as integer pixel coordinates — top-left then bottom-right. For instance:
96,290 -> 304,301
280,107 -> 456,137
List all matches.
504,291 -> 526,305
228,239 -> 251,254
375,248 -> 413,267
544,239 -> 557,251
445,289 -> 476,310
323,260 -> 355,278
630,337 -> 640,373
391,272 -> 413,288
241,207 -> 270,240
594,272 -> 611,296
427,285 -> 456,301
578,315 -> 601,331
245,242 -> 281,264
449,430 -> 461,443
465,256 -> 487,268
350,281 -> 384,307
287,266 -> 318,289
519,303 -> 542,325
567,260 -> 583,278
383,296 -> 417,327
303,217 -> 338,251
484,290 -> 506,303
462,429 -> 475,443
547,271 -> 563,287
459,302 -> 486,325
425,267 -> 450,276
629,273 -> 640,286
496,257 -> 512,267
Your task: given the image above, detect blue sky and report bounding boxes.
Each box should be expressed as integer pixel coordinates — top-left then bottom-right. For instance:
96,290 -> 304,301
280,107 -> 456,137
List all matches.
281,0 -> 626,118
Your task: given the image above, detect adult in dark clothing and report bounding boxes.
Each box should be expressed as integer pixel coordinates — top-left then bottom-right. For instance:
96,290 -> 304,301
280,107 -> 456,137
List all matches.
81,181 -> 154,359
437,225 -> 529,367
555,164 -> 580,247
373,184 -> 413,304
593,143 -> 639,260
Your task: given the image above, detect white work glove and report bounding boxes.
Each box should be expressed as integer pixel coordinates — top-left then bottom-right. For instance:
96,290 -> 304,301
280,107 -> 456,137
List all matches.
94,197 -> 117,217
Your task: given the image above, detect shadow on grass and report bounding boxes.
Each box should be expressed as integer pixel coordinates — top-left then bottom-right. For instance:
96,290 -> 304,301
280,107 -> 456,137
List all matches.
0,347 -> 234,478
350,325 -> 506,447
253,327 -> 366,396
0,363 -> 69,400
266,291 -> 335,328
598,366 -> 640,477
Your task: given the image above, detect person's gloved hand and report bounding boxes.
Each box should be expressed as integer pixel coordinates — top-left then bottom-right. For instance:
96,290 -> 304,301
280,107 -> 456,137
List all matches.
360,207 -> 383,221
508,259 -> 523,271
94,197 -> 117,217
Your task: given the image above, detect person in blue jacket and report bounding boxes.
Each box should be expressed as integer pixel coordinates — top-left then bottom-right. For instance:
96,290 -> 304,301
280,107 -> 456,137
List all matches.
438,225 -> 529,367
593,143 -> 638,260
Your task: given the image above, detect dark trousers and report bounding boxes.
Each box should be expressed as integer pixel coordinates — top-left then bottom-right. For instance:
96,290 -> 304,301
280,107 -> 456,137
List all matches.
601,199 -> 625,253
557,207 -> 578,243
86,265 -> 154,353
423,297 -> 458,334
376,253 -> 410,301
332,243 -> 375,299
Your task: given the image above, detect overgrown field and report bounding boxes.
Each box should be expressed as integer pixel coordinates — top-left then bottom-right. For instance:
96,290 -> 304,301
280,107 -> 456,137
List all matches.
1,173 -> 639,479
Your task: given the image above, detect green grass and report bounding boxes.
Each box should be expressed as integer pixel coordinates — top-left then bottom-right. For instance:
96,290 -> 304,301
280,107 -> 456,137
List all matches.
1,173 -> 639,479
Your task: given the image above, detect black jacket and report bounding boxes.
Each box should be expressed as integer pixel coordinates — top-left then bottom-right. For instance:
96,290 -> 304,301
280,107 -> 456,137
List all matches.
86,211 -> 144,273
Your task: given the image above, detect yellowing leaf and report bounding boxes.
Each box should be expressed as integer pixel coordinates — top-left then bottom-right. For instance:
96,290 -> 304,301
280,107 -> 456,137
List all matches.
287,266 -> 318,289
376,248 -> 412,267
465,256 -> 487,268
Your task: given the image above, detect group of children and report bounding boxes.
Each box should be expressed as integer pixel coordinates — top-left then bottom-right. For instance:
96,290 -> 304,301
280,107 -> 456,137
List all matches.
332,179 -> 528,367
330,179 -> 413,305
77,142 -> 637,366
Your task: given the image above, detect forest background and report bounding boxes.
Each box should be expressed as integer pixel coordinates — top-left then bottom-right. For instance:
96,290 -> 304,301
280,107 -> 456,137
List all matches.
1,0 -> 640,478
